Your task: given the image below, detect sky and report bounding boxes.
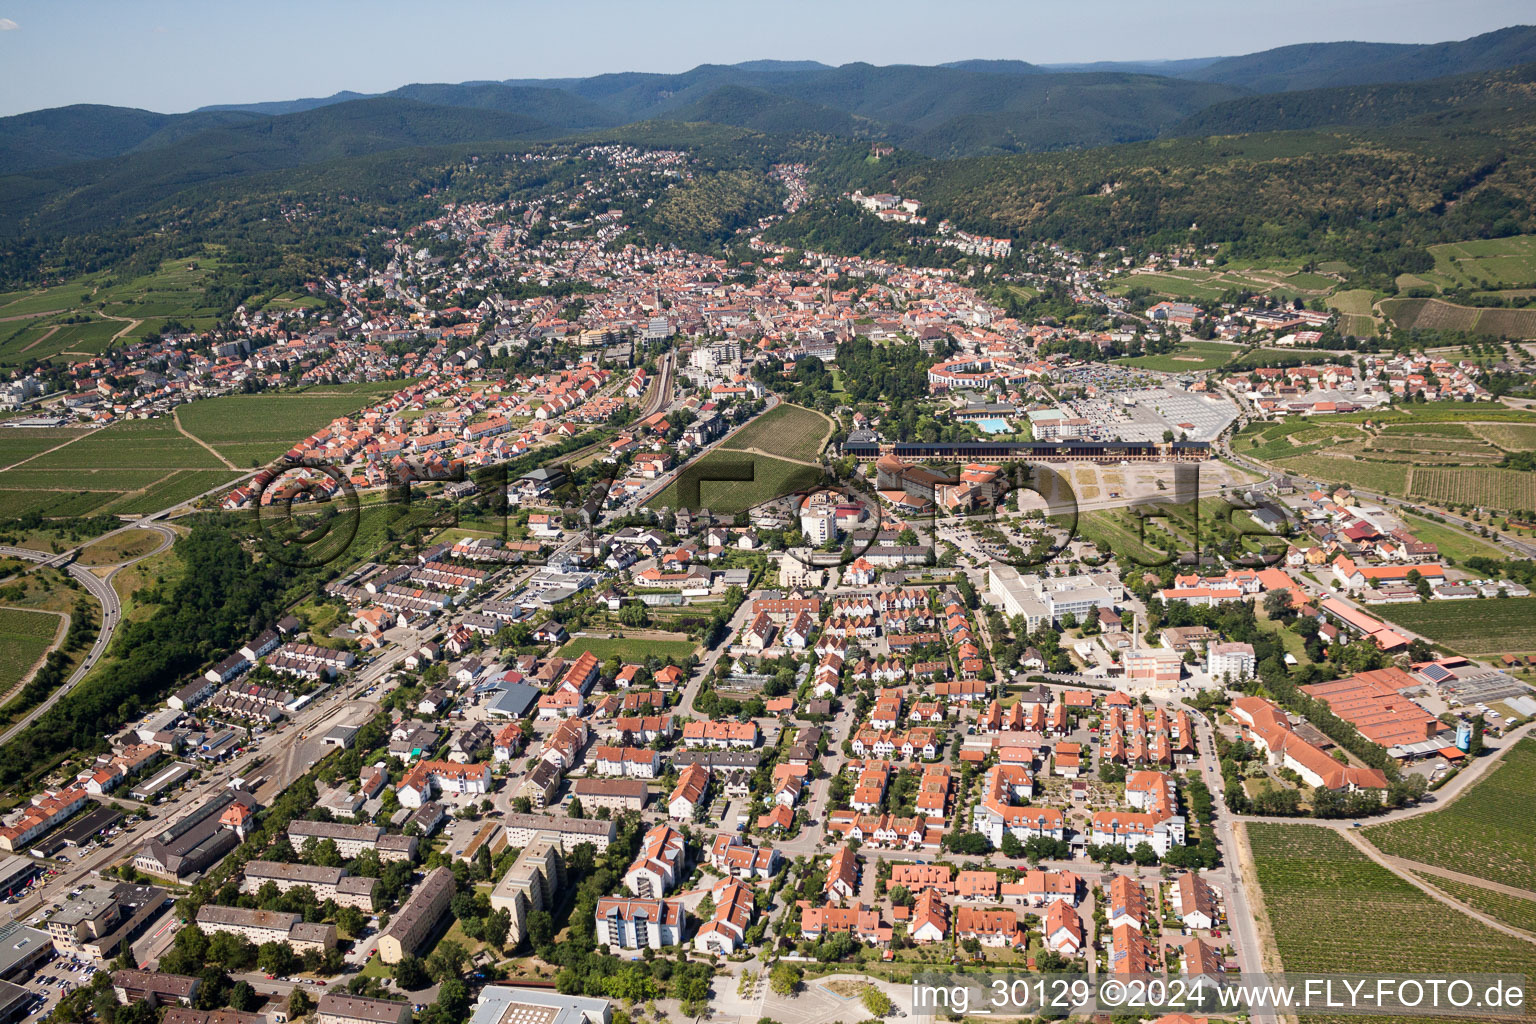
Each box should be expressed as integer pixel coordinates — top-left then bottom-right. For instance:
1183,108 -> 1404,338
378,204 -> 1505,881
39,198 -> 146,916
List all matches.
1,0 -> 1534,117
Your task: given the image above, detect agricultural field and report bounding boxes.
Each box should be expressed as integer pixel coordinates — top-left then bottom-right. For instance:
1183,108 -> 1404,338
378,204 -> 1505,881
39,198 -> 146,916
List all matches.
1411,873 -> 1536,935
0,607 -> 63,694
0,427 -> 91,470
1112,341 -> 1240,372
1380,297 -> 1536,339
1363,738 -> 1536,892
1422,235 -> 1536,292
1272,454 -> 1411,495
1325,288 -> 1382,336
1109,261 -> 1337,304
0,418 -> 244,526
1375,598 -> 1536,656
1472,423 -> 1536,450
650,450 -> 820,515
1248,822 -> 1536,989
556,636 -> 700,663
719,402 -> 832,463
1407,467 -> 1536,513
177,388 -> 409,467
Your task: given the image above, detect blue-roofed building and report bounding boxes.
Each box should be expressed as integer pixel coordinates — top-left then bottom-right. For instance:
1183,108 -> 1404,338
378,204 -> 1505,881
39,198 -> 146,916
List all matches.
486,683 -> 540,720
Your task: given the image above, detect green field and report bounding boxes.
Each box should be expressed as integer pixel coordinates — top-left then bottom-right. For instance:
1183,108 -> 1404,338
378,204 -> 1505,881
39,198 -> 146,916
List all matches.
650,450 -> 820,514
556,636 -> 700,663
1399,513 -> 1507,564
0,607 -> 62,693
1411,873 -> 1536,935
1248,822 -> 1536,1014
1375,598 -> 1536,656
1422,235 -> 1536,292
1473,423 -> 1536,451
1325,288 -> 1382,337
1113,341 -> 1240,372
178,388 -> 409,467
719,402 -> 831,462
1273,454 -> 1412,494
1363,738 -> 1536,891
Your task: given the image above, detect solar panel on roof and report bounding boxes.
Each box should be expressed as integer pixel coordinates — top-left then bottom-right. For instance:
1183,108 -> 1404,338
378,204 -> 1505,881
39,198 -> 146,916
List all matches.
1419,664 -> 1453,683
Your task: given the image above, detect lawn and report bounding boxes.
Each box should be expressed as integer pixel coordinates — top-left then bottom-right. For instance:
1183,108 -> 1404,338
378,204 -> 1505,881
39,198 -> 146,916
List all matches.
0,607 -> 63,694
718,402 -> 832,463
1112,341 -> 1239,372
1362,738 -> 1536,892
650,450 -> 820,514
1247,821 -> 1536,1024
556,636 -> 699,663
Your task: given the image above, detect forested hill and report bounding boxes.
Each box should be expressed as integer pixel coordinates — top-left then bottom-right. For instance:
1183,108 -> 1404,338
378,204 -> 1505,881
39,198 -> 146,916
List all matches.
0,98 -> 583,238
1180,25 -> 1536,92
1169,62 -> 1536,135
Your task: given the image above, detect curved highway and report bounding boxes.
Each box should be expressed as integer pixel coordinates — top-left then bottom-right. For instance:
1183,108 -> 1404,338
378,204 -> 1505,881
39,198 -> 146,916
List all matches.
0,521 -> 174,746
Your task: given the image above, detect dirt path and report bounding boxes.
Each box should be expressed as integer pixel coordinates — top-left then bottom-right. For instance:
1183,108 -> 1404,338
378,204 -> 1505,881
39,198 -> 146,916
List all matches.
732,445 -> 823,468
172,406 -> 238,470
1386,857 -> 1536,903
18,324 -> 60,354
0,609 -> 68,705
0,429 -> 95,474
1232,820 -> 1285,972
1338,827 -> 1536,945
0,308 -> 64,323
100,312 -> 142,346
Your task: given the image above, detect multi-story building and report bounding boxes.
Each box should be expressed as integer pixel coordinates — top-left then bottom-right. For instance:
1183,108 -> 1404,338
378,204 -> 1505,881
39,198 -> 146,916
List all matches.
593,897 -> 683,950
240,860 -> 378,910
286,820 -> 383,860
316,994 -> 412,1024
377,867 -> 454,964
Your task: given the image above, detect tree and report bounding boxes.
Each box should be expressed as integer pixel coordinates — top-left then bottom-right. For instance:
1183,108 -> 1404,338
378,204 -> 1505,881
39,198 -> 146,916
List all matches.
257,942 -> 297,978
426,939 -> 468,984
568,798 -> 585,819
526,909 -> 555,949
861,987 -> 893,1017
999,832 -> 1024,858
393,955 -> 430,990
288,989 -> 314,1020
336,905 -> 366,939
229,982 -> 259,1013
769,963 -> 803,996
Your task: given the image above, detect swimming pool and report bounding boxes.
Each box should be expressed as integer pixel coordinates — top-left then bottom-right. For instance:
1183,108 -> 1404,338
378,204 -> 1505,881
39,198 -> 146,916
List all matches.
975,418 -> 1011,434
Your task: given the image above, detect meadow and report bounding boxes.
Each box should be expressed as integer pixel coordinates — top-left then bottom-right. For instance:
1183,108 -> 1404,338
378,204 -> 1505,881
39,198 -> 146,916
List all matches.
1248,822 -> 1536,1007
718,402 -> 833,463
556,636 -> 700,663
1112,341 -> 1240,372
650,450 -> 820,515
1398,513 -> 1506,564
1363,738 -> 1536,891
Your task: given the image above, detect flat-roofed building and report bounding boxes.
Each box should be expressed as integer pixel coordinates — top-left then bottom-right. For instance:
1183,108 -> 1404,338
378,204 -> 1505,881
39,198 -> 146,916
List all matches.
468,987 -> 609,1024
0,921 -> 50,981
377,867 -> 454,964
489,839 -> 563,948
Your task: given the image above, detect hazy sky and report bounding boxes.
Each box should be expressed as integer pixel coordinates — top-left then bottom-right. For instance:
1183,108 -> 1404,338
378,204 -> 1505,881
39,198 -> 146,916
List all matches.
2,0 -> 1534,117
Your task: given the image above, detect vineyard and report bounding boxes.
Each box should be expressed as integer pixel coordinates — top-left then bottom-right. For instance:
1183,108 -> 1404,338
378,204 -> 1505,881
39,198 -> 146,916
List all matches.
1362,739 -> 1536,892
1247,822 -> 1536,1019
719,402 -> 833,463
1407,467 -> 1536,512
1380,297 -> 1536,338
1473,423 -> 1536,451
1375,598 -> 1536,656
1412,872 -> 1536,936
